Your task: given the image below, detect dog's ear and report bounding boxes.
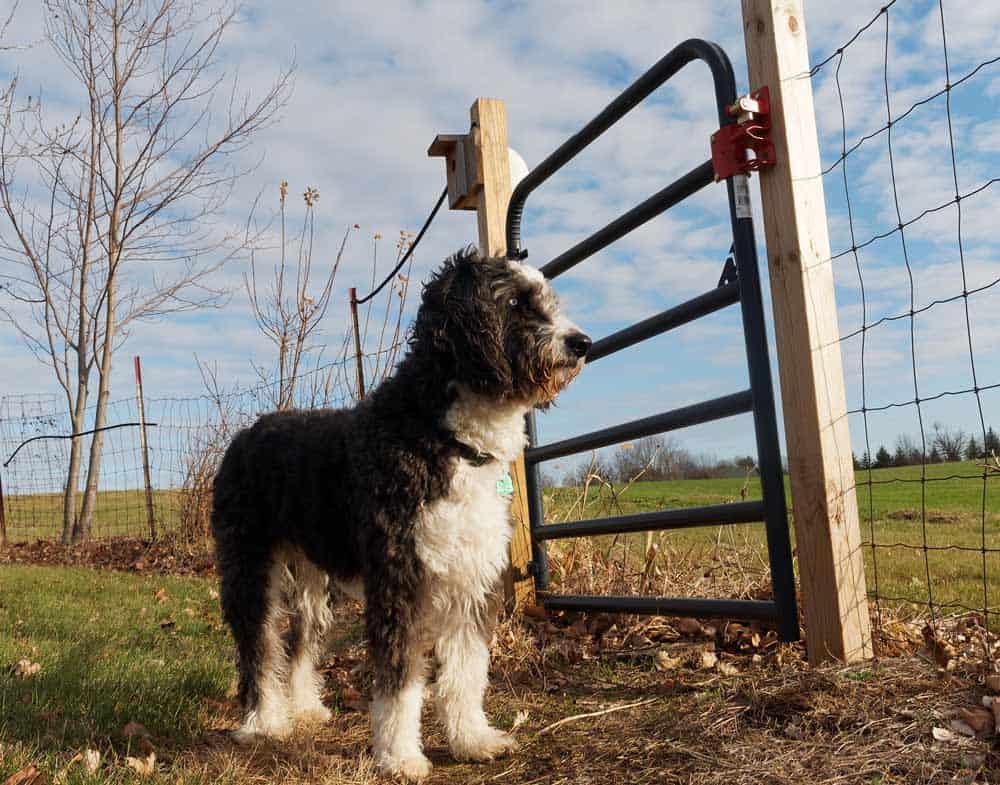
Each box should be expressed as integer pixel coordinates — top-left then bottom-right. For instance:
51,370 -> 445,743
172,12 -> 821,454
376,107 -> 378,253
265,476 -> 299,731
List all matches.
413,248 -> 512,395
444,251 -> 513,395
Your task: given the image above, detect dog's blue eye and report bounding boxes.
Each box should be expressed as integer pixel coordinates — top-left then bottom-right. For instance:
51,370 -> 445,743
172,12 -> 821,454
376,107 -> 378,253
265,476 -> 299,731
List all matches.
508,297 -> 519,307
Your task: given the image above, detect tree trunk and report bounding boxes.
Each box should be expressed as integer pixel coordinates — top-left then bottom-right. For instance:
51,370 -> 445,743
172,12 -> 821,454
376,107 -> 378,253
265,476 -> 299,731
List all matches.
61,431 -> 83,545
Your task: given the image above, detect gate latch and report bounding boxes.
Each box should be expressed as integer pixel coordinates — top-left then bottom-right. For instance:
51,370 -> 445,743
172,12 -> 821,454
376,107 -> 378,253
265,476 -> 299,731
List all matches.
710,86 -> 776,181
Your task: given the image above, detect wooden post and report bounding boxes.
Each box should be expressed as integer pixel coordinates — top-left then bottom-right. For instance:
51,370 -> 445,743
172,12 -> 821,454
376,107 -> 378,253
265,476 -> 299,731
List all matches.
429,98 -> 535,611
133,356 -> 157,540
742,0 -> 872,662
349,288 -> 366,399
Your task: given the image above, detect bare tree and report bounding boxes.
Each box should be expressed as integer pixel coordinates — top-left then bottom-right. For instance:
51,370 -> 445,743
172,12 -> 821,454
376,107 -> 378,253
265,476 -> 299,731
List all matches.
931,422 -> 966,463
0,0 -> 291,543
245,183 -> 352,410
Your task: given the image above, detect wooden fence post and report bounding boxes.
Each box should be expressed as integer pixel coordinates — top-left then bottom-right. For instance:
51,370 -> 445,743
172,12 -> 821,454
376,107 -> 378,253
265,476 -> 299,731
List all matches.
429,98 -> 535,611
133,355 -> 157,540
349,288 -> 366,400
742,0 -> 872,662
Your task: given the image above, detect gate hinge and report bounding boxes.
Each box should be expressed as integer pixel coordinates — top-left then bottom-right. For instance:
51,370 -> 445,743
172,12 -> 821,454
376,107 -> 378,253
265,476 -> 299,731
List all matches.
710,86 -> 776,181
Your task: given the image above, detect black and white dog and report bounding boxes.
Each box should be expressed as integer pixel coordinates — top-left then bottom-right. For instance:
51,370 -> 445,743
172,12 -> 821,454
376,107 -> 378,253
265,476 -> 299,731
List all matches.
211,248 -> 589,779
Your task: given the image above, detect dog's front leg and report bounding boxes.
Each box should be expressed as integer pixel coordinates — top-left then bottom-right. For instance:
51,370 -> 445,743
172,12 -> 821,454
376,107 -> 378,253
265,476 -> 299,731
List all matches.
365,547 -> 431,780
434,601 -> 516,762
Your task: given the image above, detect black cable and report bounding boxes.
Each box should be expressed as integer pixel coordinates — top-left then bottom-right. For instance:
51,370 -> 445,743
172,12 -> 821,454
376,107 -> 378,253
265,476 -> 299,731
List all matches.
3,422 -> 158,467
354,187 -> 448,306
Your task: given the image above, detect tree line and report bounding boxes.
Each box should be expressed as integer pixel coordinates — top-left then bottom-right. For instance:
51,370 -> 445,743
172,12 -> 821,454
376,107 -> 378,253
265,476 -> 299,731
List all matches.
854,423 -> 998,470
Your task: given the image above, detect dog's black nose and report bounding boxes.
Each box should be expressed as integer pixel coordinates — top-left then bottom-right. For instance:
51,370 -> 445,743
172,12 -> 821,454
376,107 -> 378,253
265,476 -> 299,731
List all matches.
566,332 -> 592,358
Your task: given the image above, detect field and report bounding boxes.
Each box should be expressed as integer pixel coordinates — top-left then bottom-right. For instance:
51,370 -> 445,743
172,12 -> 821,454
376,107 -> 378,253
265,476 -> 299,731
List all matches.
541,460 -> 1000,621
4,460 -> 998,620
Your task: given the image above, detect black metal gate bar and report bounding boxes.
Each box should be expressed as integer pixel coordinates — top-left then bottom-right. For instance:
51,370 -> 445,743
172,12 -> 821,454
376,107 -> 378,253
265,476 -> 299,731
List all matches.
539,161 -> 714,280
539,595 -> 781,622
505,38 -> 800,642
535,499 -> 765,541
525,390 -> 753,464
587,281 -> 740,364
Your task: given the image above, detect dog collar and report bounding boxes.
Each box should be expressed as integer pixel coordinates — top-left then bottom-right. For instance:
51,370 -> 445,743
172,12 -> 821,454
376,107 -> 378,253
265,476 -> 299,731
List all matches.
449,438 -> 498,467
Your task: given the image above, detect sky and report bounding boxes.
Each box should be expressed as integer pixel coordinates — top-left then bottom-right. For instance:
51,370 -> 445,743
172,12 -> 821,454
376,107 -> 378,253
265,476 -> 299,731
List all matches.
0,0 -> 998,481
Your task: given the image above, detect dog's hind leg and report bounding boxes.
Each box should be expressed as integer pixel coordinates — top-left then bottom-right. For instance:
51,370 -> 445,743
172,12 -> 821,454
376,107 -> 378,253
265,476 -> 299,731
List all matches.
434,592 -> 516,762
221,552 -> 292,743
286,553 -> 333,725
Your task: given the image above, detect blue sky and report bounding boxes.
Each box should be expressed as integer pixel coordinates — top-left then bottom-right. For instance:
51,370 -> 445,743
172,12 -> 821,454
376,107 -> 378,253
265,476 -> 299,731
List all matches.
0,0 -> 997,478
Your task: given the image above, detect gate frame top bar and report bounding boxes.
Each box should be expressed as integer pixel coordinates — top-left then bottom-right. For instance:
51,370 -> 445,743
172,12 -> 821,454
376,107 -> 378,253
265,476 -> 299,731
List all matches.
506,38 -> 738,260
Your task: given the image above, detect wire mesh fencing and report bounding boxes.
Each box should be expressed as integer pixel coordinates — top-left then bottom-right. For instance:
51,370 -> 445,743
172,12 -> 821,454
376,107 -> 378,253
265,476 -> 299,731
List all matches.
0,351 -> 385,546
808,0 -> 1000,638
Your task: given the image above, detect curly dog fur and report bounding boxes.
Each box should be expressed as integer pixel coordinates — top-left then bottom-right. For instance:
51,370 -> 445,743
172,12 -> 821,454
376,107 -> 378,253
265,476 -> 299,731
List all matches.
211,248 -> 589,779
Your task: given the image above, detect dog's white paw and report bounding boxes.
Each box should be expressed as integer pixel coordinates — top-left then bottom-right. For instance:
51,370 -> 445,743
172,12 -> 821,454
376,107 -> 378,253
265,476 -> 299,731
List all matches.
451,726 -> 517,762
377,752 -> 432,781
231,710 -> 292,745
292,704 -> 332,725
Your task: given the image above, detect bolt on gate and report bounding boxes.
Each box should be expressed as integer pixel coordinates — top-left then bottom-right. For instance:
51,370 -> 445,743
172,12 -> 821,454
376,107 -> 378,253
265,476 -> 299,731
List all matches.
505,38 -> 800,642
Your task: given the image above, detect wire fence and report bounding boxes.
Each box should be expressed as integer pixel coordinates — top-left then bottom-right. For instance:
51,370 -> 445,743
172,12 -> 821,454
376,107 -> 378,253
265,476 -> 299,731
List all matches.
0,348 -> 401,545
809,0 -> 1000,637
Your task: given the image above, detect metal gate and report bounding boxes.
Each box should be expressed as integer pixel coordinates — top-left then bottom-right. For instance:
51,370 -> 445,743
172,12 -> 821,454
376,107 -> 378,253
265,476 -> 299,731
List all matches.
505,39 -> 799,642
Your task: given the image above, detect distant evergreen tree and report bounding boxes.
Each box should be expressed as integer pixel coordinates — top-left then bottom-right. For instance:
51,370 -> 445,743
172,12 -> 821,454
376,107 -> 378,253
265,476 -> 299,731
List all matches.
965,436 -> 982,461
894,444 -> 908,466
874,445 -> 892,468
852,452 -> 861,470
986,427 -> 1000,457
858,451 -> 871,470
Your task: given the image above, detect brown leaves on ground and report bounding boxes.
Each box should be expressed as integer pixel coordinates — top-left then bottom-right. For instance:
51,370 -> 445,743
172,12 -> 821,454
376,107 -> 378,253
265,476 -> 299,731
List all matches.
124,751 -> 156,777
122,720 -> 151,739
2,765 -> 45,785
0,536 -> 215,577
11,659 -> 41,679
68,749 -> 101,775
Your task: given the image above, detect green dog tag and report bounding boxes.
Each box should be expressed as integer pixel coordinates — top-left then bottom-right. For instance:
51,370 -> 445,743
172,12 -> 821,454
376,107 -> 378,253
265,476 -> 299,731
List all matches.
496,472 -> 514,496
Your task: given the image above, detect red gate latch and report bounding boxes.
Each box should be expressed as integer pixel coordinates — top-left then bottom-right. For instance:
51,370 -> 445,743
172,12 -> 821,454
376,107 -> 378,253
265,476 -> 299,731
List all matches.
710,86 -> 775,181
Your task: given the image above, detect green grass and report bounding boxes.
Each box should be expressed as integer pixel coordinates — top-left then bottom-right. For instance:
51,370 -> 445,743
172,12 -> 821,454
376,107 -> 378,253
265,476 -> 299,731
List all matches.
543,459 -> 1000,618
0,566 -> 230,783
3,489 -> 184,541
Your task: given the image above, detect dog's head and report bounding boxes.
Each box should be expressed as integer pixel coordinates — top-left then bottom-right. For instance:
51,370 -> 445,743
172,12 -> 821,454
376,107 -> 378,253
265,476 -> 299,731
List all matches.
412,247 -> 590,406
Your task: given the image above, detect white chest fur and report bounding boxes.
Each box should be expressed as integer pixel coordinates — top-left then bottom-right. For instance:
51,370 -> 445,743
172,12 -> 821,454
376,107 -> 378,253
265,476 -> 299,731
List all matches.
414,460 -> 513,591
414,389 -> 529,604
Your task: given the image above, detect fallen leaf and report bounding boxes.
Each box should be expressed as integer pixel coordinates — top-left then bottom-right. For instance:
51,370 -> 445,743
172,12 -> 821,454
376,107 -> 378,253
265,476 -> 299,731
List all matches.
68,750 -> 101,774
676,618 -> 702,636
992,697 -> 1000,734
932,726 -> 958,743
523,605 -> 547,620
985,674 -> 1000,692
958,707 -> 993,735
654,651 -> 681,671
699,650 -> 718,670
125,751 -> 155,777
340,686 -> 367,712
13,659 -> 41,679
923,624 -> 956,671
153,588 -> 168,603
208,588 -> 219,600
122,720 -> 150,739
950,718 -> 976,737
717,661 -> 739,677
2,764 -> 45,785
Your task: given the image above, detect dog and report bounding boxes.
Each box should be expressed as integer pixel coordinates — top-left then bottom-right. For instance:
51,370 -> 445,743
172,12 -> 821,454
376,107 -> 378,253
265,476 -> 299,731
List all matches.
211,247 -> 590,779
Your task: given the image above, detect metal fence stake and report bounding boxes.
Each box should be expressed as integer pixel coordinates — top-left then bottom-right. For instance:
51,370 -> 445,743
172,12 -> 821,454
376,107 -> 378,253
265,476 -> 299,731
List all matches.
134,356 -> 157,540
